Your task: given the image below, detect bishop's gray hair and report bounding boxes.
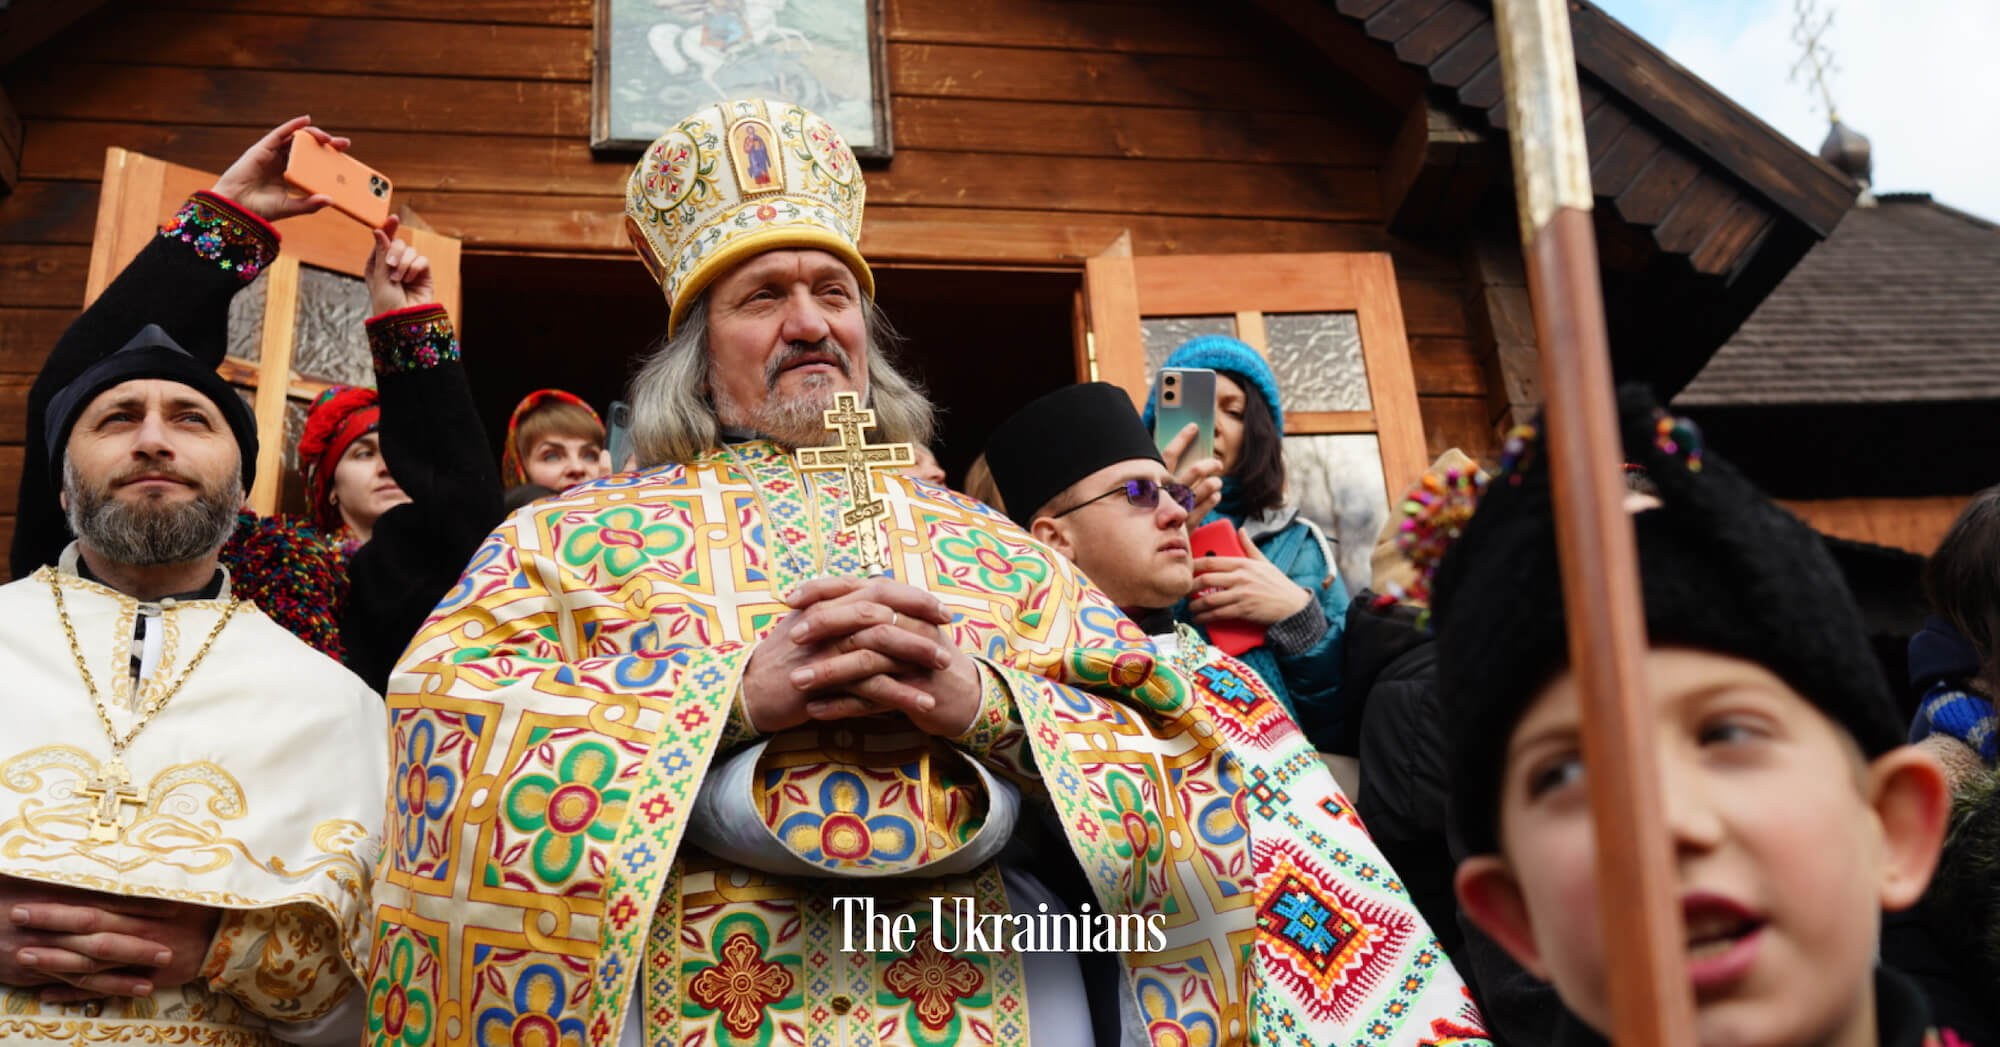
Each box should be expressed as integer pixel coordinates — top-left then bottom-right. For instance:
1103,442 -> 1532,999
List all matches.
627,294 -> 935,467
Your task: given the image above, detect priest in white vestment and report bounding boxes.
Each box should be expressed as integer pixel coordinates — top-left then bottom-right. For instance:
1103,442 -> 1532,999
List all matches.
0,309 -> 386,1044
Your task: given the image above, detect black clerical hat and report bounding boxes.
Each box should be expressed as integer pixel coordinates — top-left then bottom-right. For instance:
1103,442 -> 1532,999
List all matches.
1432,384 -> 1904,855
985,382 -> 1163,529
46,324 -> 261,493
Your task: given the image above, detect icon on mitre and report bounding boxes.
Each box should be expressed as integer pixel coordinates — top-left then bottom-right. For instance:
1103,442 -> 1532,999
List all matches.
729,118 -> 781,193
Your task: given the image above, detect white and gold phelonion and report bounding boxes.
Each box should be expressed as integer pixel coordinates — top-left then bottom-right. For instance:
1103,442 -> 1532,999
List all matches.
47,575 -> 241,842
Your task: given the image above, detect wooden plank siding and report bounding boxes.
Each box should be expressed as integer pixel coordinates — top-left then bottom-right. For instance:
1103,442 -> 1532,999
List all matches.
0,0 -> 1496,558
1779,496 -> 1972,558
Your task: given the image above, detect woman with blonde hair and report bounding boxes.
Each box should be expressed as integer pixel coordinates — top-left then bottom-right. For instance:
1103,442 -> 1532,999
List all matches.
502,389 -> 611,494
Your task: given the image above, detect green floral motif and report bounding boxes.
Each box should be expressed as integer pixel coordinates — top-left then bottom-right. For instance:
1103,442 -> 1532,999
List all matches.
935,529 -> 1049,595
560,507 -> 685,578
1102,771 -> 1167,909
366,935 -> 435,1047
502,742 -> 629,884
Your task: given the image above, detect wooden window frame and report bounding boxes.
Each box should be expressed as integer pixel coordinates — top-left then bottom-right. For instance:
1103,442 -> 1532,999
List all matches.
1083,251 -> 1428,504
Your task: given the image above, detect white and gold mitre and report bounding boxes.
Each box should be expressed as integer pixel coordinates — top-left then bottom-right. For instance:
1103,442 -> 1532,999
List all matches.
624,98 -> 870,335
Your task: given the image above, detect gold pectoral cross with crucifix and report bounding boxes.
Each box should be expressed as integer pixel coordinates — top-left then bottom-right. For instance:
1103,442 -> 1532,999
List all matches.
795,392 -> 915,576
77,759 -> 146,843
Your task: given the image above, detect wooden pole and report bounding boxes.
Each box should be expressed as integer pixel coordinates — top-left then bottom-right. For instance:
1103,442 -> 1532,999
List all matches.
250,254 -> 301,517
1492,1 -> 1695,1045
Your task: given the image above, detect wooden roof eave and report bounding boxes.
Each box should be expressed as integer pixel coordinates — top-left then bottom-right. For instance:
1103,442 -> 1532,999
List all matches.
1252,0 -> 1858,277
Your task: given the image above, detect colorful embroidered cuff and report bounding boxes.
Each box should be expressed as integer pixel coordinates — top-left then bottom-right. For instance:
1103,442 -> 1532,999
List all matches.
202,903 -> 355,1020
952,660 -> 1018,758
367,303 -> 461,374
160,191 -> 280,281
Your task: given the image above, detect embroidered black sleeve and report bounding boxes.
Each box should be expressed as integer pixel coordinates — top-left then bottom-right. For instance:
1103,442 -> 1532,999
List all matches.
158,191 -> 279,282
366,303 -> 461,375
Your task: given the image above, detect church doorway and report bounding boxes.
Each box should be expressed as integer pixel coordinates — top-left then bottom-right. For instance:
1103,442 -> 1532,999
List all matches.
458,255 -> 1082,486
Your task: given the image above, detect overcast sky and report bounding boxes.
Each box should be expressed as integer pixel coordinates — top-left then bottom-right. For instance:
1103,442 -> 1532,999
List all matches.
1591,0 -> 1998,223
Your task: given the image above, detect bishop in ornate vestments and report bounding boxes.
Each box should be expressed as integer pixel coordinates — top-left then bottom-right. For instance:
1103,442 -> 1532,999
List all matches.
0,325 -> 386,1044
370,98 -> 1485,1047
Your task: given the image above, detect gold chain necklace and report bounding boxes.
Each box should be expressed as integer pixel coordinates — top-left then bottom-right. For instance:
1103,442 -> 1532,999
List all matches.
46,573 -> 240,842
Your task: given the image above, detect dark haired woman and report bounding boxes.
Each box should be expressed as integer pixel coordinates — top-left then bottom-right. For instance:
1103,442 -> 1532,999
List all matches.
1909,485 -> 2000,789
1143,335 -> 1350,745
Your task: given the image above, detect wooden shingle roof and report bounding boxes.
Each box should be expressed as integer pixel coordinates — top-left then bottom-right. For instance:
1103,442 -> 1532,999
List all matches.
1252,0 -> 1863,392
1678,194 -> 2000,406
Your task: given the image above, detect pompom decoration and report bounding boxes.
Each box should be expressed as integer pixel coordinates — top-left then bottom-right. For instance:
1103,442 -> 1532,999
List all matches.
1496,422 -> 1540,485
1651,410 -> 1704,472
1386,465 -> 1488,610
216,512 -> 351,658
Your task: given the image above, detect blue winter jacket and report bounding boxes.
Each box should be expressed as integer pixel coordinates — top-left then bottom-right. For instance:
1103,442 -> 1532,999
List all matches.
1177,506 -> 1349,747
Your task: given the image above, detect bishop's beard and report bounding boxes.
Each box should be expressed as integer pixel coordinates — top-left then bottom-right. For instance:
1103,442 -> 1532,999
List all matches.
63,457 -> 242,567
715,339 -> 860,449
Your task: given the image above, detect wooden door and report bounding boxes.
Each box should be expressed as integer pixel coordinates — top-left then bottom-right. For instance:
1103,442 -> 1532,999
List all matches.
1081,252 -> 1427,591
85,147 -> 461,515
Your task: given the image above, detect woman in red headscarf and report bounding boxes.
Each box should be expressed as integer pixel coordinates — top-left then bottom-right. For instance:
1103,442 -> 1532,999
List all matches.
501,389 -> 611,495
300,386 -> 405,547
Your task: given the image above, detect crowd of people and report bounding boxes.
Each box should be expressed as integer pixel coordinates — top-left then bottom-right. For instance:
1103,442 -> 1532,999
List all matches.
0,99 -> 1994,1047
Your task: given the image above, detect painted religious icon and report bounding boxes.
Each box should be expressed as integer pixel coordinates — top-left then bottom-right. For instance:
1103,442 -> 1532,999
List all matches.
593,0 -> 893,158
729,117 -> 781,189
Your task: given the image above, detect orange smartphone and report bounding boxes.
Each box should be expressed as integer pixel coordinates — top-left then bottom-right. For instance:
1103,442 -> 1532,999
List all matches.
283,130 -> 392,228
1189,519 -> 1266,657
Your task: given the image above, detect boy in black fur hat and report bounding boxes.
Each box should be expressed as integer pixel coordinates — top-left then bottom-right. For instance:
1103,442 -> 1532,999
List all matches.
1435,385 -> 1954,1046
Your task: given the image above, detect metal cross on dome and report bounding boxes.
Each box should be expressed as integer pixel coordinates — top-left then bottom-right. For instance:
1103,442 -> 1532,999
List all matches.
795,392 -> 915,576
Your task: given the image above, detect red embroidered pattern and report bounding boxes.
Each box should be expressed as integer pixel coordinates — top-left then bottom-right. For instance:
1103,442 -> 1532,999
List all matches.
685,930 -> 793,1038
882,940 -> 982,1031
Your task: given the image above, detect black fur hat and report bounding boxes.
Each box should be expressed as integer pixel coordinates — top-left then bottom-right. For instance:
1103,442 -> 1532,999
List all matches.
1432,384 -> 1904,855
985,382 -> 1164,529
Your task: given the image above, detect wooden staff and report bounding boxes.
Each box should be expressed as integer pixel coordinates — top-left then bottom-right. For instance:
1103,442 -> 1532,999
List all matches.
1491,1 -> 1695,1044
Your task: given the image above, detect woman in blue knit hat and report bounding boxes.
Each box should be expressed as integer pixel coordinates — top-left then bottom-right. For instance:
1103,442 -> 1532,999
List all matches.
1144,334 -> 1350,744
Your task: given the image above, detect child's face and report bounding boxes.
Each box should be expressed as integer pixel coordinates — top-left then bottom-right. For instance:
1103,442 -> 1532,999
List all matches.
1456,648 -> 1948,1047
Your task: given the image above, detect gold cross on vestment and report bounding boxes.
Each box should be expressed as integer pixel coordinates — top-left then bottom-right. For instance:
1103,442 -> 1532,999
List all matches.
794,392 -> 915,575
77,761 -> 145,843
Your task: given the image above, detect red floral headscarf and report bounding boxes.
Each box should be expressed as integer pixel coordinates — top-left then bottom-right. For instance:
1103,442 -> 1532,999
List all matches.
501,389 -> 604,487
299,385 -> 381,533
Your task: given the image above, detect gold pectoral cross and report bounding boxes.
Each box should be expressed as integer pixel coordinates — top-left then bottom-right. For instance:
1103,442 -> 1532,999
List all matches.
78,760 -> 146,843
795,392 -> 915,576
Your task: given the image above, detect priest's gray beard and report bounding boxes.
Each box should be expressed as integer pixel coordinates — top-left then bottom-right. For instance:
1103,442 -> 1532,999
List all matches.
711,339 -> 856,449
62,457 -> 241,567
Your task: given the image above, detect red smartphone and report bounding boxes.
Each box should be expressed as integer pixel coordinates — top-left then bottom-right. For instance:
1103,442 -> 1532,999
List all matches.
1189,519 -> 1265,657
283,130 -> 393,228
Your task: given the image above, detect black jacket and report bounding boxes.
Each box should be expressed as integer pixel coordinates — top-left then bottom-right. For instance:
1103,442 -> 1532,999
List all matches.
1349,595 -> 1461,962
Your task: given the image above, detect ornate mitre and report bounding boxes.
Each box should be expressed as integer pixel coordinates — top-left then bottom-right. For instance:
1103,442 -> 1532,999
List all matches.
624,98 -> 870,335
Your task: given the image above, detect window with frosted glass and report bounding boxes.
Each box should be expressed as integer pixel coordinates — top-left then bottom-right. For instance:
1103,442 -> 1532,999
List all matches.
1283,433 -> 1388,595
1266,311 -> 1368,413
1139,315 -> 1236,387
226,266 -> 374,478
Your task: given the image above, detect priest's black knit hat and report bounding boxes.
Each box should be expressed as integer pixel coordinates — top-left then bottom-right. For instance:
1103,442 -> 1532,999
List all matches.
985,382 -> 1163,529
46,324 -> 261,493
1432,384 -> 1904,855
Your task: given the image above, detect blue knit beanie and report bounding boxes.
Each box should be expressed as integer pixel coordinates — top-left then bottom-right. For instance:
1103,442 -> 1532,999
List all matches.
1140,335 -> 1284,434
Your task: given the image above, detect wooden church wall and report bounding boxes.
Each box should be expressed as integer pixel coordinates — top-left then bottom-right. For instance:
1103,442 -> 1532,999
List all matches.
0,0 -> 1498,562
